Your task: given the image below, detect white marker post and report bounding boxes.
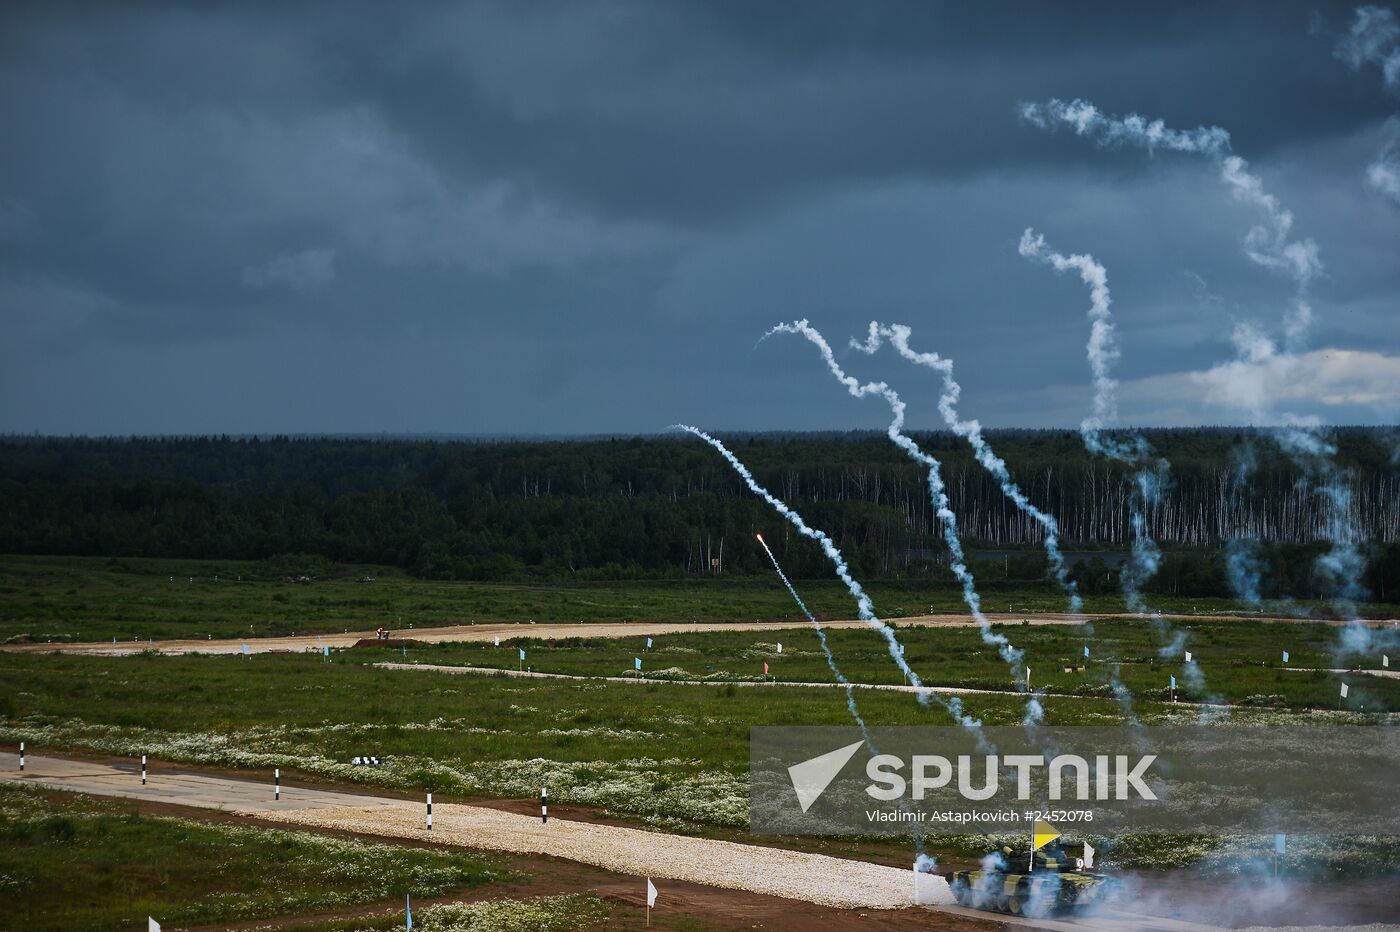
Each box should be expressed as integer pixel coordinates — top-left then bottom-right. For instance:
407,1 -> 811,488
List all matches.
426,793 -> 433,831
18,741 -> 23,771
541,786 -> 548,824
275,768 -> 280,801
141,754 -> 147,785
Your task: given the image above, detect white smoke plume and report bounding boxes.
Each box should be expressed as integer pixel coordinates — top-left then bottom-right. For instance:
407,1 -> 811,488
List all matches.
1018,98 -> 1319,348
1020,100 -> 1373,660
752,326 -> 1038,721
673,424 -> 982,727
841,321 -> 1083,616
1016,230 -> 1169,617
1017,229 -> 1181,722
1336,6 -> 1400,205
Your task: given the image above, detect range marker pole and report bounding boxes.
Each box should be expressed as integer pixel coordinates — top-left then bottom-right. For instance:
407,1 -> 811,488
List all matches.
275,768 -> 281,801
426,793 -> 433,831
541,786 -> 548,824
141,754 -> 147,785
18,741 -> 23,771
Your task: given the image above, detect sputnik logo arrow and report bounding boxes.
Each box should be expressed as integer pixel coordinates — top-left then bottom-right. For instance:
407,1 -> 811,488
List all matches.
788,740 -> 864,812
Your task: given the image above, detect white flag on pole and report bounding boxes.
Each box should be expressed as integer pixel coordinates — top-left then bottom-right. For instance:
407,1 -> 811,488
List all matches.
1385,655 -> 1390,668
646,877 -> 658,907
149,919 -> 161,932
776,642 -> 782,653
1341,682 -> 1350,699
494,636 -> 500,647
1184,651 -> 1193,663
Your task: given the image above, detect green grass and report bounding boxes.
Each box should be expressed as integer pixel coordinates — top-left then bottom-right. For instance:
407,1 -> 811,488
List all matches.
4,553 -> 1394,644
246,893 -> 710,932
388,619 -> 1400,710
0,783 -> 505,932
4,647 -> 1391,835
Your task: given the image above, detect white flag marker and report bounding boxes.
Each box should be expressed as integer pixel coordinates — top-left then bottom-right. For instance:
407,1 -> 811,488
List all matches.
646,877 -> 658,925
1184,651 -> 1193,663
1384,655 -> 1390,669
1083,841 -> 1096,869
1341,682 -> 1350,699
777,642 -> 783,654
149,919 -> 161,932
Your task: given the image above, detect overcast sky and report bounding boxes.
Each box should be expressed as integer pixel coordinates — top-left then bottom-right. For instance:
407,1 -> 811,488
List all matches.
1,0 -> 1397,435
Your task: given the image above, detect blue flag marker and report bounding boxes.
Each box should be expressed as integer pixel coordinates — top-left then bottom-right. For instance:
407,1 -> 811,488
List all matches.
242,643 -> 248,655
519,648 -> 526,661
1083,645 -> 1090,658
406,893 -> 413,930
1282,650 -> 1290,664
646,637 -> 653,649
1170,674 -> 1177,690
1275,833 -> 1286,854
323,645 -> 329,657
635,657 -> 642,670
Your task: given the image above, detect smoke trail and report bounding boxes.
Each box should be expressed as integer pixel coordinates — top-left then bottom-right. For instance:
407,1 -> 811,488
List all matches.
1016,230 -> 1173,723
746,329 -> 1037,721
1020,100 -> 1371,655
755,532 -> 868,728
674,424 -> 981,727
757,526 -> 933,858
1335,5 -> 1400,205
1016,230 -> 1169,617
1018,98 -> 1319,348
842,320 -> 1084,615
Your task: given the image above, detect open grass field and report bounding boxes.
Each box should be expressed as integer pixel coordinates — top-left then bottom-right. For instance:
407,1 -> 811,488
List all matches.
3,645 -> 1393,838
4,554 -> 1399,926
386,619 -> 1400,710
5,554 -> 1396,645
0,783 -> 505,931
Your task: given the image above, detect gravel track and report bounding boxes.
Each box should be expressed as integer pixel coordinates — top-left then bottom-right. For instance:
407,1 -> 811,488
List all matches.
257,800 -> 941,910
0,752 -> 944,911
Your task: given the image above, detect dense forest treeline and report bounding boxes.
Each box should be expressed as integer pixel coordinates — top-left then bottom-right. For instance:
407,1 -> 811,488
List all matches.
1,430 -> 1397,598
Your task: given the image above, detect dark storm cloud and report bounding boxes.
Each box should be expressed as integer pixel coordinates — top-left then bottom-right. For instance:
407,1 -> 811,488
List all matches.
0,0 -> 1397,434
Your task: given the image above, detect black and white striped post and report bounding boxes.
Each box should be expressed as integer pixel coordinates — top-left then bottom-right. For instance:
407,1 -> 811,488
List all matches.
141,754 -> 147,785
426,793 -> 433,831
18,742 -> 23,771
541,786 -> 548,824
275,768 -> 281,801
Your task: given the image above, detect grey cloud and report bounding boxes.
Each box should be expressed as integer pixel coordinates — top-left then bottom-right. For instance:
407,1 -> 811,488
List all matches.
0,1 -> 1397,434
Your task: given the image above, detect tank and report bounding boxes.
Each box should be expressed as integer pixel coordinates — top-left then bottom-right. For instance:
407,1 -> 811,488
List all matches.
945,843 -> 1113,917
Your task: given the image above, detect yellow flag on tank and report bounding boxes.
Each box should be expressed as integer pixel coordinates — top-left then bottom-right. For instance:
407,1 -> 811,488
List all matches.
1033,820 -> 1060,850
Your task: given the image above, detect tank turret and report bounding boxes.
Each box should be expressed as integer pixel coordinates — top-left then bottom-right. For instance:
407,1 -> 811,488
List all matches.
945,842 -> 1113,917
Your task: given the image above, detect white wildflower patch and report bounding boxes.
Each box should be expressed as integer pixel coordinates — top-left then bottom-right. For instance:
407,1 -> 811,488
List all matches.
323,894 -> 611,932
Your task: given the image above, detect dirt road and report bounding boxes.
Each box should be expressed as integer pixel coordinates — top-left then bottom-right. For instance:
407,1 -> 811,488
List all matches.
8,611 -> 1393,657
